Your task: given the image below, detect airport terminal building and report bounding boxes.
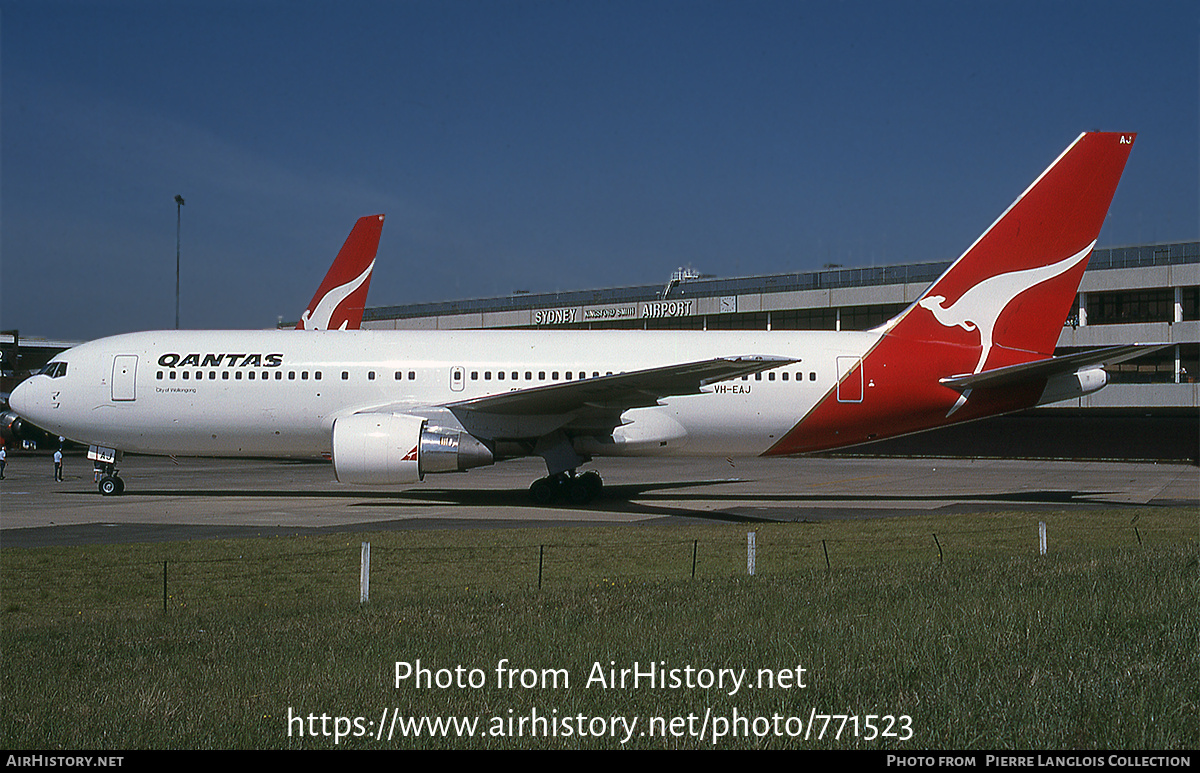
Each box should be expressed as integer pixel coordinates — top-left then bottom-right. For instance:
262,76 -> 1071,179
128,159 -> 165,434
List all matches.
359,241 -> 1199,412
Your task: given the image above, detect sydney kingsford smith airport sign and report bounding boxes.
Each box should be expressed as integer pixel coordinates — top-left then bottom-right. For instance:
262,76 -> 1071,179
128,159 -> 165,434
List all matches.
536,300 -> 701,326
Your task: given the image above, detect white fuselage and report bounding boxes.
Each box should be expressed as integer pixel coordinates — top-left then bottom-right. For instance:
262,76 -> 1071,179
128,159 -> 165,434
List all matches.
13,328 -> 878,460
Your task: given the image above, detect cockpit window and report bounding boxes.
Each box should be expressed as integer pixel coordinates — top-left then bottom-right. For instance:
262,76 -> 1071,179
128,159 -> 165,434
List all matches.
40,362 -> 68,378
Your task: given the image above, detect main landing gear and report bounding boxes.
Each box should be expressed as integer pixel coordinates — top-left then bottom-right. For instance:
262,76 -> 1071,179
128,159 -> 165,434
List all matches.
529,469 -> 603,505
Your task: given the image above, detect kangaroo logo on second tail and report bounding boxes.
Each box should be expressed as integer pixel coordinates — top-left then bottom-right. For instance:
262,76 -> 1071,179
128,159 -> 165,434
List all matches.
299,260 -> 375,331
295,214 -> 384,331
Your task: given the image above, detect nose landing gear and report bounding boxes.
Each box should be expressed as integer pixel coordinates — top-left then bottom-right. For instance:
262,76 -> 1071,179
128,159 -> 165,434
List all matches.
98,473 -> 125,496
89,446 -> 125,495
94,461 -> 125,496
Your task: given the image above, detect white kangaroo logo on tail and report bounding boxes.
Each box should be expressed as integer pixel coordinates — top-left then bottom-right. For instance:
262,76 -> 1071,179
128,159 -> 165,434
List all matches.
918,240 -> 1095,375
299,260 -> 375,331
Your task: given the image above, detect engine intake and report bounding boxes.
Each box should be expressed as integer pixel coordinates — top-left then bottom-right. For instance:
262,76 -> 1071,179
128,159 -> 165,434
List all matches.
332,413 -> 493,484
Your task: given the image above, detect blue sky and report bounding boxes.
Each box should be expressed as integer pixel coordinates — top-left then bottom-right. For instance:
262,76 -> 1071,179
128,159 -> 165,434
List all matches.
2,0 -> 1197,340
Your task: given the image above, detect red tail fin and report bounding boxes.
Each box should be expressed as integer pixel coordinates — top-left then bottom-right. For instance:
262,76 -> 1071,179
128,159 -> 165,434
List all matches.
297,214 -> 385,330
766,133 -> 1136,457
887,132 -> 1135,372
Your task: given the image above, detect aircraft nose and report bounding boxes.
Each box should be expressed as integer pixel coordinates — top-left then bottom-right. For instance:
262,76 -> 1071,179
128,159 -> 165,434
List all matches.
9,378 -> 42,421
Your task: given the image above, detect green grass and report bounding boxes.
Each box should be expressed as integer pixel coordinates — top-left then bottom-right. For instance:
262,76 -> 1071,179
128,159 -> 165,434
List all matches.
1,507 -> 1196,749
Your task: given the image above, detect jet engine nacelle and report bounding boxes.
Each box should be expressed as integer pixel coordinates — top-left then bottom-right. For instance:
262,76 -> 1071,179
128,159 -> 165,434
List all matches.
1,411 -> 24,443
331,413 -> 494,485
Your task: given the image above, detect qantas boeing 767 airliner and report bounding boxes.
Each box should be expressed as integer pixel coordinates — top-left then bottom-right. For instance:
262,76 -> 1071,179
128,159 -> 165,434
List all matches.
10,132 -> 1158,502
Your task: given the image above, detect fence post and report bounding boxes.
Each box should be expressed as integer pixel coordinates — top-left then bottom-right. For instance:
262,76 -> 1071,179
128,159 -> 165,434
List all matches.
1039,522 -> 1047,556
360,542 -> 370,603
747,532 -> 756,576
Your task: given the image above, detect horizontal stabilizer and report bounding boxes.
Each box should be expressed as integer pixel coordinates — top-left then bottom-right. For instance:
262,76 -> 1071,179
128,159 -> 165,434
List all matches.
939,344 -> 1171,392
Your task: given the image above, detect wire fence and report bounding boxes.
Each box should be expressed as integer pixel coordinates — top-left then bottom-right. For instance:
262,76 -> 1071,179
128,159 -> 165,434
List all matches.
3,515 -> 1191,620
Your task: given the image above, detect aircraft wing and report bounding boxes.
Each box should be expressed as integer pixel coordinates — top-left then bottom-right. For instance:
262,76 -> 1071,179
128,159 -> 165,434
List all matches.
428,355 -> 794,441
448,356 -> 795,416
939,344 -> 1171,392
353,355 -> 795,440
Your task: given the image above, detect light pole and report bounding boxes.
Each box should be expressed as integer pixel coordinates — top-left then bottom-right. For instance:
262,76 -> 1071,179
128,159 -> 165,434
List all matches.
175,194 -> 185,329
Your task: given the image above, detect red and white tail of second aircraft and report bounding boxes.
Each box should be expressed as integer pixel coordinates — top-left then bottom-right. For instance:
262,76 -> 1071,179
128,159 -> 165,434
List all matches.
296,214 -> 384,330
10,133 -> 1159,502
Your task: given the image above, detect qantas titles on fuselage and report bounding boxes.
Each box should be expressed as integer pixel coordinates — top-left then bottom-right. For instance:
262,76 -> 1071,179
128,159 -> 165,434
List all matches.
9,132 -> 1143,501
158,353 -> 285,369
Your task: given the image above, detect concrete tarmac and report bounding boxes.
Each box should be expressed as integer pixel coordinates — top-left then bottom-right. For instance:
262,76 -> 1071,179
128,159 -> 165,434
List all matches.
2,451 -> 1195,548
